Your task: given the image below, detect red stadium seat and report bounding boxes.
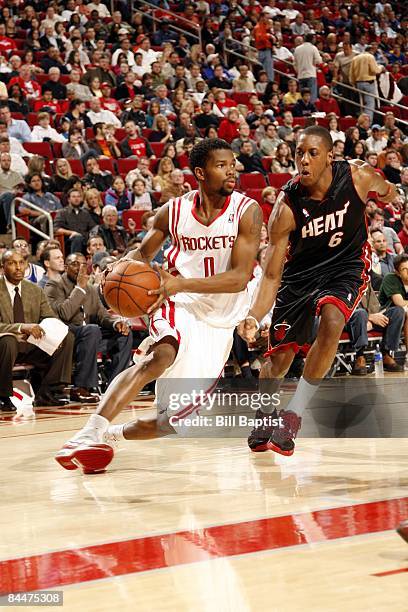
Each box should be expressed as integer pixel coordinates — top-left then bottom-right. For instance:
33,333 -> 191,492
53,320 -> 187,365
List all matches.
98,158 -> 116,174
150,142 -> 165,157
23,142 -> 53,159
52,142 -> 63,158
35,73 -> 51,86
67,159 -> 84,176
183,174 -> 198,190
245,188 -> 264,203
231,92 -> 256,105
261,157 -> 273,172
122,210 -> 146,232
267,173 -> 292,189
117,158 -> 138,176
239,173 -> 267,189
339,118 -> 356,131
115,128 -> 126,141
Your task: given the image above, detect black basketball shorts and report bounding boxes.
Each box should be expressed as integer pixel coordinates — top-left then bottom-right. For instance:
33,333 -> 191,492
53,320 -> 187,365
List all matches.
265,265 -> 369,357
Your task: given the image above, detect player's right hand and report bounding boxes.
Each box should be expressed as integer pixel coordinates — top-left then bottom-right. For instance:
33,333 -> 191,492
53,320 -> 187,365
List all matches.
237,317 -> 259,343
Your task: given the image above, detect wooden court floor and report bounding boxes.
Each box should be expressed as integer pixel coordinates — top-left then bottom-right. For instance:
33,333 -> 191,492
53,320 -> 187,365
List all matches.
0,395 -> 407,612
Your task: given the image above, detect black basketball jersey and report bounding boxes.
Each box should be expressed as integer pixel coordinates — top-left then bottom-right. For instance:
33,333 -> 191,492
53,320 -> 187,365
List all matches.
282,161 -> 369,282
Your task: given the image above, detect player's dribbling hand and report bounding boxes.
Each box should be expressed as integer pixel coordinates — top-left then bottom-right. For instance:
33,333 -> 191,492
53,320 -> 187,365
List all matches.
237,317 -> 259,343
147,263 -> 181,313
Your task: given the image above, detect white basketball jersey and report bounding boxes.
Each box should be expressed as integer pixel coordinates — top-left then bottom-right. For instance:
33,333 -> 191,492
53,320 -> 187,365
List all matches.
165,190 -> 256,328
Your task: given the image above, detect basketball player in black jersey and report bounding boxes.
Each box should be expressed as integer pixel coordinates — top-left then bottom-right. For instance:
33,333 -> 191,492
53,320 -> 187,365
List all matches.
239,126 -> 398,456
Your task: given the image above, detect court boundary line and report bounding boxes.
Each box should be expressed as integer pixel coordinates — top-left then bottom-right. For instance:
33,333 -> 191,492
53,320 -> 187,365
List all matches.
0,496 -> 406,563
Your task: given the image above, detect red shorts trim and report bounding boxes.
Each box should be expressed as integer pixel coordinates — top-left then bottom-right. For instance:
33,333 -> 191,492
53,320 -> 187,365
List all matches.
316,295 -> 354,322
264,342 -> 311,358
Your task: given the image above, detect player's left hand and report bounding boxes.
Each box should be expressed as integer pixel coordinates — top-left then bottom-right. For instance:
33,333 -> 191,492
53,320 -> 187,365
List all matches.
114,320 -> 130,335
147,264 -> 182,313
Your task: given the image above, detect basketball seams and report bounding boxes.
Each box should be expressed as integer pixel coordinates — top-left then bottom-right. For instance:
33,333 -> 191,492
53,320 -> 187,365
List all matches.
103,261 -> 160,317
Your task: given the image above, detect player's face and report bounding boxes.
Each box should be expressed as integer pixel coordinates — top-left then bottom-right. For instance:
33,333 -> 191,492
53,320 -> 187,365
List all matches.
295,135 -> 333,188
199,149 -> 237,196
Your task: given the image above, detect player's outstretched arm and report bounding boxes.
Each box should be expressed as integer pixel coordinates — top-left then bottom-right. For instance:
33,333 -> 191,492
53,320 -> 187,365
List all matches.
238,193 -> 295,342
124,203 -> 170,264
350,161 -> 398,204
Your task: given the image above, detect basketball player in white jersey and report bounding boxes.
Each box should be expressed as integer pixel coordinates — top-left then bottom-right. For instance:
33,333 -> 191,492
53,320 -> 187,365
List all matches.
55,138 -> 263,473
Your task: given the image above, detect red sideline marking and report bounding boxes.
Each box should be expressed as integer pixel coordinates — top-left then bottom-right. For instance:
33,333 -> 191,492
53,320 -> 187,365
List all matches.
0,497 -> 407,594
372,568 -> 408,577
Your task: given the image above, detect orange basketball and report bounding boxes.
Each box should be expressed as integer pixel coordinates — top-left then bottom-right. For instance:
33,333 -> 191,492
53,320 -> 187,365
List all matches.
103,260 -> 161,317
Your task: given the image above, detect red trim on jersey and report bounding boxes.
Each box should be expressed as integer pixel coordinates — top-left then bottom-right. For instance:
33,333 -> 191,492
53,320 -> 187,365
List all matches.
236,195 -> 253,224
264,342 -> 311,358
172,198 -> 181,268
191,192 -> 232,227
166,198 -> 180,267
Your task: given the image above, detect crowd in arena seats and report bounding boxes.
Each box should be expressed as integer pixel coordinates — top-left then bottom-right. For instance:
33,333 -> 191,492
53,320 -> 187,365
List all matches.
0,0 -> 407,408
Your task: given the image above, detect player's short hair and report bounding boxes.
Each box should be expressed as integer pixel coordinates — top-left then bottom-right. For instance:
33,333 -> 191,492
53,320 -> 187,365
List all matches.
301,126 -> 333,151
394,253 -> 408,272
189,138 -> 232,175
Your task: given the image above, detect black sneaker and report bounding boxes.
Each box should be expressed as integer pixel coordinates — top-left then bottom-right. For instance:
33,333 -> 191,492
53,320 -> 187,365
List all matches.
269,409 -> 302,456
248,408 -> 278,452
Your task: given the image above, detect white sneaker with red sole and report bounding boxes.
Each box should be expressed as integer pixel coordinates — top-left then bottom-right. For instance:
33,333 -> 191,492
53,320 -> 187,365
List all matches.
55,442 -> 114,473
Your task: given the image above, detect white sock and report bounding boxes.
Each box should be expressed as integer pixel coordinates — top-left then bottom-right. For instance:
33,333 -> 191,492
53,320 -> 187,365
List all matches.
85,414 -> 110,433
107,423 -> 126,440
284,377 -> 319,418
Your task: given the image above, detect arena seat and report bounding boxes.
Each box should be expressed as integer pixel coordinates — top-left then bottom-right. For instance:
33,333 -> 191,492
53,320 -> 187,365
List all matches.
150,142 -> 166,157
245,188 -> 264,203
67,159 -> 84,176
239,173 -> 267,189
183,174 -> 198,190
98,159 -> 116,174
23,142 -> 53,159
52,142 -> 63,158
267,173 -> 292,189
122,210 -> 146,232
261,157 -> 273,172
117,158 -> 138,176
339,117 -> 356,130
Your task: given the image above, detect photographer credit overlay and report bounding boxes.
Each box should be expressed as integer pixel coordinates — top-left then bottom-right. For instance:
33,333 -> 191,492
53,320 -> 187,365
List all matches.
153,377 -> 408,438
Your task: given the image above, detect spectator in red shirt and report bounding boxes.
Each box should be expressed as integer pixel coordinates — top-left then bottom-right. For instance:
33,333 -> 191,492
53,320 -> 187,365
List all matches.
100,82 -> 121,115
0,23 -> 16,54
260,186 -> 277,224
398,211 -> 408,252
33,88 -> 65,114
314,85 -> 340,116
119,120 -> 154,159
218,108 -> 241,143
8,65 -> 41,101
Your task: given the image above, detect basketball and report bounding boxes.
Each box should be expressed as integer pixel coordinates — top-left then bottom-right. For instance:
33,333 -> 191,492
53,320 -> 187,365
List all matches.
103,260 -> 161,317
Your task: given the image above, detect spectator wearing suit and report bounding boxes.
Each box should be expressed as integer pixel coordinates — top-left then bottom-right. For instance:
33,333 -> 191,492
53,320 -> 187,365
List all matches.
0,249 -> 74,411
41,67 -> 67,100
45,253 -> 132,403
